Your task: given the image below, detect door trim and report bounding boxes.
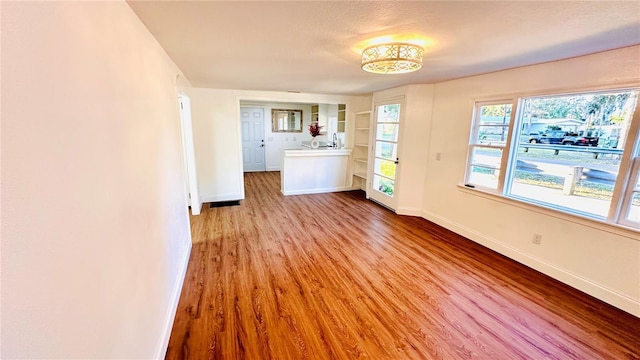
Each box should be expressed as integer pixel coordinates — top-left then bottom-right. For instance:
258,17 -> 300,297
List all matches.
178,93 -> 202,215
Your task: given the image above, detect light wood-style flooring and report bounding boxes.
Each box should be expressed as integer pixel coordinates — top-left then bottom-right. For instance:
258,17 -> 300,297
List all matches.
167,171 -> 639,359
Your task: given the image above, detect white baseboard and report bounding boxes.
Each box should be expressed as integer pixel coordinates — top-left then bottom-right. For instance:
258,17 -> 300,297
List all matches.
282,186 -> 355,196
421,210 -> 640,318
396,207 -> 423,216
153,243 -> 192,359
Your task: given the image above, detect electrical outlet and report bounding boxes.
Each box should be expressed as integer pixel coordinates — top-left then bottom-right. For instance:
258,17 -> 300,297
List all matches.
532,234 -> 542,245
436,152 -> 442,161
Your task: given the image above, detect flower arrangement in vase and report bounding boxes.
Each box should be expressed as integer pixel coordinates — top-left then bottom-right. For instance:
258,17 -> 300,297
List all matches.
309,122 -> 323,148
309,122 -> 323,137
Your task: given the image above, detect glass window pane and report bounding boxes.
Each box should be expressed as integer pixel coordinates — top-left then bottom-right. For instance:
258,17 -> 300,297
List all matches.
376,124 -> 399,142
467,147 -> 502,189
373,174 -> 395,197
507,90 -> 638,218
375,141 -> 397,160
627,193 -> 640,222
475,104 -> 512,144
374,158 -> 396,179
470,147 -> 502,169
468,166 -> 500,189
476,125 -> 509,145
377,104 -> 400,123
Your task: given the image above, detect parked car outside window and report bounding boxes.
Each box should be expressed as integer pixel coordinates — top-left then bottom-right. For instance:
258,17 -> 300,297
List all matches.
537,130 -> 566,144
522,132 -> 542,143
562,131 -> 599,146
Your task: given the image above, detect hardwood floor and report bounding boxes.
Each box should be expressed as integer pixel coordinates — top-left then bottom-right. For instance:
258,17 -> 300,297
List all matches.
167,171 -> 640,359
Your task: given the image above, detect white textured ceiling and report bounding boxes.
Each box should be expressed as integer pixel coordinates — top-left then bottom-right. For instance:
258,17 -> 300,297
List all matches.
127,1 -> 640,95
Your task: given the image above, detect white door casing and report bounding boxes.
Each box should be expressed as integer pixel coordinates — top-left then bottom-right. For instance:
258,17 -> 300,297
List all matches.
241,107 -> 266,172
178,94 -> 202,215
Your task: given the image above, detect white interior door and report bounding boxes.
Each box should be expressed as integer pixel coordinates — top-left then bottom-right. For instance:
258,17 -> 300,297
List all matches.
178,94 -> 202,215
241,107 -> 266,172
368,102 -> 402,210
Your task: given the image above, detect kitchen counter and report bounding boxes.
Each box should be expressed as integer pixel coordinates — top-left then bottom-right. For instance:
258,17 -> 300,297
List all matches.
281,148 -> 352,195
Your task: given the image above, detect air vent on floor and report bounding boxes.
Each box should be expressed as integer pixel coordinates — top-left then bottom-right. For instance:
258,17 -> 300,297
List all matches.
209,201 -> 241,208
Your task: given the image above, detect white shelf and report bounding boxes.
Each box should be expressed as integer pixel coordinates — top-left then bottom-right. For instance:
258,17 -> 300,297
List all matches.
337,104 -> 346,133
353,111 -> 372,192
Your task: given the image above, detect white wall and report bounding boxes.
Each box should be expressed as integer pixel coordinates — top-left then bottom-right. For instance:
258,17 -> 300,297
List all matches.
421,46 -> 640,316
187,88 -> 371,202
2,2 -> 192,358
188,88 -> 245,202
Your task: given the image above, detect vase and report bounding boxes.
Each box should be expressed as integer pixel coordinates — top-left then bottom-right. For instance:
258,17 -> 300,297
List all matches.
310,137 -> 320,149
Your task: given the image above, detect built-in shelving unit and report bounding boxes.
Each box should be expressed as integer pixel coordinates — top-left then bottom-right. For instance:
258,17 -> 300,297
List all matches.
337,104 -> 346,133
352,110 -> 372,191
311,104 -> 319,124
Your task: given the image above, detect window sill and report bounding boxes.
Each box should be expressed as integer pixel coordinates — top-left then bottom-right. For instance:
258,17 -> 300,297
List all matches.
457,184 -> 640,240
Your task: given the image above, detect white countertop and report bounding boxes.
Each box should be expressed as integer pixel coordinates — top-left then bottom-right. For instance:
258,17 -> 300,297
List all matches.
283,148 -> 351,157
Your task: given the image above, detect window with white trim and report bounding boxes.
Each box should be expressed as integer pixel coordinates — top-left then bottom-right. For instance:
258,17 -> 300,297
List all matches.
465,88 -> 640,227
465,101 -> 513,190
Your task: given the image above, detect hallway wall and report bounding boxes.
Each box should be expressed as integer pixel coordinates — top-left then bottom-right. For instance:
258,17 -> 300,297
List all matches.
2,1 -> 192,358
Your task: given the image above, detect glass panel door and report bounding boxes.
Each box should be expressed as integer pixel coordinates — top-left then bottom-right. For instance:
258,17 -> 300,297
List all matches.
369,103 -> 401,209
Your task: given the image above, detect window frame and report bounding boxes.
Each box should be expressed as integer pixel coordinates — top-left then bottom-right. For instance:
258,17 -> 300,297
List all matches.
465,99 -> 517,193
615,106 -> 640,226
464,85 -> 640,230
617,158 -> 640,226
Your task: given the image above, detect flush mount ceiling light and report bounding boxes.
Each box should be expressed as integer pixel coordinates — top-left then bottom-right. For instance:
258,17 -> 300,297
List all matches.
361,42 -> 424,74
